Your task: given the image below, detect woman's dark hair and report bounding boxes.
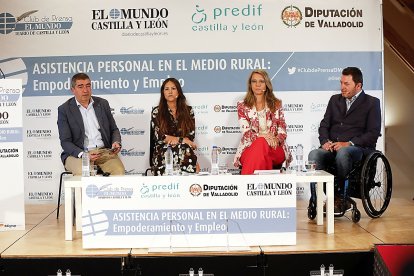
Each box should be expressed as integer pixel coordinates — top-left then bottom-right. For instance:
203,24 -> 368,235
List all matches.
157,78 -> 194,136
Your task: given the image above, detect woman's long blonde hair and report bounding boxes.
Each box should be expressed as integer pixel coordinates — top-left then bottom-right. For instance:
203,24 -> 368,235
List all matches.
243,69 -> 281,113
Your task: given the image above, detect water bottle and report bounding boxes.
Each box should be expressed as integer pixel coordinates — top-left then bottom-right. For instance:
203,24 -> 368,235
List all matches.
82,136 -> 90,177
296,144 -> 303,172
65,269 -> 71,276
164,145 -> 173,175
211,146 -> 219,175
56,269 -> 62,276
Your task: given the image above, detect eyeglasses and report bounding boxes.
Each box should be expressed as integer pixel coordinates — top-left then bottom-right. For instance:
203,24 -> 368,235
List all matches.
251,79 -> 265,84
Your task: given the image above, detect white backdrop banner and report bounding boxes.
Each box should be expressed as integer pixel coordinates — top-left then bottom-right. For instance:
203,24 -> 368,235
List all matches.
0,79 -> 25,231
0,0 -> 384,204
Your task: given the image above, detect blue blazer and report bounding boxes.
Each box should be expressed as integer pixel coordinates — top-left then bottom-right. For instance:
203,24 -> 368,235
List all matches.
57,96 -> 121,164
318,91 -> 381,149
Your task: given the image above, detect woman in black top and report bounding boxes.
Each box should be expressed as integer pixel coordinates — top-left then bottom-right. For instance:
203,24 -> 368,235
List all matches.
150,78 -> 198,175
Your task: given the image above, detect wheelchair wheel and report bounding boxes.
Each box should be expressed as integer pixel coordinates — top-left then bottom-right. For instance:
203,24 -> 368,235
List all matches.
360,151 -> 392,218
307,200 -> 316,220
352,209 -> 361,223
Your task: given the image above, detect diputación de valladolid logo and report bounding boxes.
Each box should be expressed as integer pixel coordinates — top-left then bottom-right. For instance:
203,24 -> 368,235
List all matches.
281,5 -> 303,27
281,5 -> 365,28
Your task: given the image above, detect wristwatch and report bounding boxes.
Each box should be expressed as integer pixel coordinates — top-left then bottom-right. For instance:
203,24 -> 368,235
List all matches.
178,137 -> 183,144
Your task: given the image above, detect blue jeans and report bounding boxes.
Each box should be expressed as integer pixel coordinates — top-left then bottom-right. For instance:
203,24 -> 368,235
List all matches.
308,146 -> 364,195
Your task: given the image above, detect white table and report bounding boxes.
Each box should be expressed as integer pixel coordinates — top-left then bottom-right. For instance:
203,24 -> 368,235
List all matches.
63,175 -> 82,241
296,170 -> 335,234
63,171 -> 334,241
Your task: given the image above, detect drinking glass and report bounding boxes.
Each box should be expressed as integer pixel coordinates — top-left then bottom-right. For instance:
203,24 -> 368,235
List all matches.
305,160 -> 316,172
173,164 -> 181,175
219,163 -> 228,175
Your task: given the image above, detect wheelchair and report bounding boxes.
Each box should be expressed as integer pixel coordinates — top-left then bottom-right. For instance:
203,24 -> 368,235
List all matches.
307,150 -> 392,223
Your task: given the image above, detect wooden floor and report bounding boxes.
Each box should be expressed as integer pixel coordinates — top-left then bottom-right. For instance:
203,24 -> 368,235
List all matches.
1,196 -> 414,259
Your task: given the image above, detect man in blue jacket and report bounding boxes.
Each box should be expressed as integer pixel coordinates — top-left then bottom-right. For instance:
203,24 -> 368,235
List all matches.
309,67 -> 381,212
57,73 -> 125,175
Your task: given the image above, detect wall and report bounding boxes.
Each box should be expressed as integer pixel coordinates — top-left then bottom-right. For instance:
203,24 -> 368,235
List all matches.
384,43 -> 414,198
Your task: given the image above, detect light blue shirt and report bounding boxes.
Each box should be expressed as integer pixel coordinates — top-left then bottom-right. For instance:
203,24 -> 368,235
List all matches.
346,90 -> 362,111
76,97 -> 104,150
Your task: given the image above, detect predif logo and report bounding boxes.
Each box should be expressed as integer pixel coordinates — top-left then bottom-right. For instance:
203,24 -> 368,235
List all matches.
195,125 -> 208,135
192,104 -> 208,115
281,5 -> 303,27
139,182 -> 180,199
195,146 -> 209,157
310,124 -> 319,133
310,102 -> 328,112
191,4 -> 264,32
0,11 -> 73,36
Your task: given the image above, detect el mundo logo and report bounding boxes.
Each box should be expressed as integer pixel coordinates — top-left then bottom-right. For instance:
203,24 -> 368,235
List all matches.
281,5 -> 302,27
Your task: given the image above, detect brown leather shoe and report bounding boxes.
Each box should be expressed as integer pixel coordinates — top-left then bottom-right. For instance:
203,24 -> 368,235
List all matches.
334,197 -> 352,214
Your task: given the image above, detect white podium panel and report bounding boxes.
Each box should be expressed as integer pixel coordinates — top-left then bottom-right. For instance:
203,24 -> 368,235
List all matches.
81,175 -> 296,249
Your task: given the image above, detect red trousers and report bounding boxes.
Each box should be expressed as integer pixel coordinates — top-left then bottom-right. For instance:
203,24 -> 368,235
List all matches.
240,137 -> 285,175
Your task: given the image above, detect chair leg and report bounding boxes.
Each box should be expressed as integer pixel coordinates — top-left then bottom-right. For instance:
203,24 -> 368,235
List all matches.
57,171 -> 71,219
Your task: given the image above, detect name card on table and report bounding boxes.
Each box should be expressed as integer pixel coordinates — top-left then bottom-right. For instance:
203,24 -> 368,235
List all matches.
82,174 -> 296,250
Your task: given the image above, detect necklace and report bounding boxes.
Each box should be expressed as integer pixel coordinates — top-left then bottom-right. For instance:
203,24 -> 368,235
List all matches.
255,101 -> 265,111
257,109 -> 266,118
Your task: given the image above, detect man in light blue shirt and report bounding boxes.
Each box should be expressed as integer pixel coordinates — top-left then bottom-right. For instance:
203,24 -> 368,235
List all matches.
57,73 -> 125,175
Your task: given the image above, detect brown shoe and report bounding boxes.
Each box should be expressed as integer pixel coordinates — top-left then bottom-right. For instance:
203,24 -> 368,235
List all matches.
334,197 -> 352,214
